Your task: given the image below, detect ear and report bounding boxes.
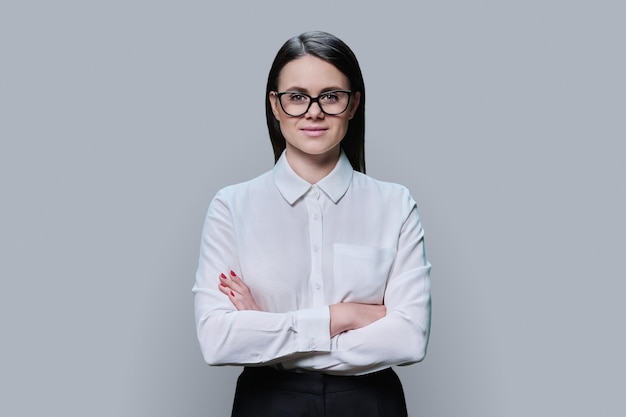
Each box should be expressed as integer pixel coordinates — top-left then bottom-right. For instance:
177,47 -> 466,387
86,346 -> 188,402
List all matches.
269,91 -> 280,120
348,91 -> 361,120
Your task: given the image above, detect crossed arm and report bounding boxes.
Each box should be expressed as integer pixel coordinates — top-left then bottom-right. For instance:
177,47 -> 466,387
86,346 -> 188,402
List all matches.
217,270 -> 387,337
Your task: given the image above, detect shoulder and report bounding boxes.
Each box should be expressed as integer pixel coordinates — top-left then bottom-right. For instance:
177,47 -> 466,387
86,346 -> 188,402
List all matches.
201,170 -> 275,227
213,170 -> 274,204
348,172 -> 419,221
204,170 -> 274,221
351,172 -> 415,204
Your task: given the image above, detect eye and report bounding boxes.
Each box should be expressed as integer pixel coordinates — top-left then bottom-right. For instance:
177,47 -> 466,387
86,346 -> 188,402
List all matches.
319,92 -> 340,104
287,93 -> 308,103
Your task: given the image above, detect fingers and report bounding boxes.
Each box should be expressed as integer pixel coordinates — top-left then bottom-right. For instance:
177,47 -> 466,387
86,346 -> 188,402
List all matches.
217,274 -> 236,297
218,273 -> 241,308
225,271 -> 248,295
219,270 -> 249,295
227,270 -> 245,286
217,270 -> 260,311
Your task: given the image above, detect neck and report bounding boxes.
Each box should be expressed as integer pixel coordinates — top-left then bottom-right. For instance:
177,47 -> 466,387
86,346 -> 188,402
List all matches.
285,146 -> 340,184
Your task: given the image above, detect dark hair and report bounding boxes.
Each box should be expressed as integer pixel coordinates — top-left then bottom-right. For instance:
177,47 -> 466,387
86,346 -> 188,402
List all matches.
265,31 -> 366,173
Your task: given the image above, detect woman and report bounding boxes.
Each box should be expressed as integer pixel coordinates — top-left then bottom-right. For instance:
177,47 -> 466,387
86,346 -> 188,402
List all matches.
193,31 -> 431,417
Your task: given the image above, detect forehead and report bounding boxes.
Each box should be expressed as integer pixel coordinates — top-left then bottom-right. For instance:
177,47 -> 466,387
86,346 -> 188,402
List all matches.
277,54 -> 349,91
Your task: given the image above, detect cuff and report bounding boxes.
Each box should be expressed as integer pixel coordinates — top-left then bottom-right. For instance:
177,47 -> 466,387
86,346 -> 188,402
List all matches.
294,306 -> 331,352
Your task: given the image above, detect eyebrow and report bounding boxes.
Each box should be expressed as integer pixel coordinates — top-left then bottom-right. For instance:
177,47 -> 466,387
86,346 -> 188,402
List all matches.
280,86 -> 348,93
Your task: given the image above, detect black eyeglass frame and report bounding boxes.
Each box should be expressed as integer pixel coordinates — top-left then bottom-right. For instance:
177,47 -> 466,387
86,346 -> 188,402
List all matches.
274,90 -> 353,117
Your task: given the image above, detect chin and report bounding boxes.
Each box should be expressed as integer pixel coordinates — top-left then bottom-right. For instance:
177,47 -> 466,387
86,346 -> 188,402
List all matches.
296,142 -> 341,157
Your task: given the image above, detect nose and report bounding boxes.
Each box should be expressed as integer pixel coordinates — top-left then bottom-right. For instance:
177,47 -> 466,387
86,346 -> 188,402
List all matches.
305,100 -> 325,118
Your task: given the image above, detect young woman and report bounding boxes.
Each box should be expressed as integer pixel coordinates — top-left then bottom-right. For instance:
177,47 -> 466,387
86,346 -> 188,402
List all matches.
193,31 -> 431,417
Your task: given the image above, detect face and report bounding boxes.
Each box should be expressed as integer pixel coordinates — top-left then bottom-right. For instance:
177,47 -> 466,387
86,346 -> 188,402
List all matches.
269,54 -> 360,162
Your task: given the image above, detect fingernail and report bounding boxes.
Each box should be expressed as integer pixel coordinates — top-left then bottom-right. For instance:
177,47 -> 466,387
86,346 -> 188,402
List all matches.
230,291 -> 235,297
220,273 -> 227,279
229,270 -> 236,277
220,282 -> 227,287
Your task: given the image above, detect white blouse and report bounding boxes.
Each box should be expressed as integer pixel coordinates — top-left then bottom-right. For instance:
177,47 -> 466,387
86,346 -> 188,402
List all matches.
193,150 -> 431,376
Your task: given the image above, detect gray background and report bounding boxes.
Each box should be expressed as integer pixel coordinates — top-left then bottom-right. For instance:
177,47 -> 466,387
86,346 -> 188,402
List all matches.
1,1 -> 624,416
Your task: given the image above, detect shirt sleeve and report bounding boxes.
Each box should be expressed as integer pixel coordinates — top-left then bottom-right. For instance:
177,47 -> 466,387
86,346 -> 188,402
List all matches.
192,191 -> 331,366
284,195 -> 432,375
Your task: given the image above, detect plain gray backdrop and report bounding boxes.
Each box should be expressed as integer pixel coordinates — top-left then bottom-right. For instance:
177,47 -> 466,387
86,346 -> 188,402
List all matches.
1,1 -> 624,416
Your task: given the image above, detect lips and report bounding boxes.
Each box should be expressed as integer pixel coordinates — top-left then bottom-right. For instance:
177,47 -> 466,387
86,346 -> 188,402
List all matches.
300,127 -> 328,137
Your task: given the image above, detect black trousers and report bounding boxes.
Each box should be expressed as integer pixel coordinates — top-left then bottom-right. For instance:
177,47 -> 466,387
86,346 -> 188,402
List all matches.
231,366 -> 408,417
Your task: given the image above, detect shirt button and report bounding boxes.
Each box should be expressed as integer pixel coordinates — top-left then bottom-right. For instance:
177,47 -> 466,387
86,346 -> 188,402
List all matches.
312,245 -> 319,252
309,341 -> 317,349
313,213 -> 319,220
311,189 -> 319,198
314,283 -> 321,290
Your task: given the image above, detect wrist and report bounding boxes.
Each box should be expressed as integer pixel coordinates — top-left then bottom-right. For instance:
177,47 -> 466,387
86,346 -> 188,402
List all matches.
329,303 -> 354,337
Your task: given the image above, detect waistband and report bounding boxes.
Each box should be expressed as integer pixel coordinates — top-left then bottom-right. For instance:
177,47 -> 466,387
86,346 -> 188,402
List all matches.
239,366 -> 399,395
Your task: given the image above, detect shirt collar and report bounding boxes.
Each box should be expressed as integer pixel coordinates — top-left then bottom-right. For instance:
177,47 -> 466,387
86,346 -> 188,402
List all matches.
273,150 -> 354,205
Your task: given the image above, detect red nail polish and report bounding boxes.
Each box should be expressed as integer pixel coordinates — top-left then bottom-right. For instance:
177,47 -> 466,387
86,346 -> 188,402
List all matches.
230,291 -> 235,297
220,273 -> 227,279
230,270 -> 236,277
220,282 -> 227,287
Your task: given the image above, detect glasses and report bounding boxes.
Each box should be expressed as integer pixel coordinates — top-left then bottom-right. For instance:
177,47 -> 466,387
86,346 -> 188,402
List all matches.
275,90 -> 352,117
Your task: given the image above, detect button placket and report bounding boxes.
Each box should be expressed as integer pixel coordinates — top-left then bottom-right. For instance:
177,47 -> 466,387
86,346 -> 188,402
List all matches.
305,186 -> 324,305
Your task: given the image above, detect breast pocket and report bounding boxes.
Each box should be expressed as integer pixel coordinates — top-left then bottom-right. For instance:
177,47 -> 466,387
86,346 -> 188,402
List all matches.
333,243 -> 396,304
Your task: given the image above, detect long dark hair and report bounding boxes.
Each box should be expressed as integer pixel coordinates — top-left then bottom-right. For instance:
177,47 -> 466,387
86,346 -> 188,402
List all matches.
265,31 -> 366,173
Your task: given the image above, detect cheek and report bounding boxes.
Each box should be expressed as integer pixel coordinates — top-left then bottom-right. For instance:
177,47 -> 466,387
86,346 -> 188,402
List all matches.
273,106 -> 291,125
338,118 -> 351,136
278,118 -> 297,139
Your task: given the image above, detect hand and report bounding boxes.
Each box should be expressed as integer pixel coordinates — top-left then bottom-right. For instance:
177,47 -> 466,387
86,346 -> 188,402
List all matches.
218,270 -> 260,311
329,302 -> 386,337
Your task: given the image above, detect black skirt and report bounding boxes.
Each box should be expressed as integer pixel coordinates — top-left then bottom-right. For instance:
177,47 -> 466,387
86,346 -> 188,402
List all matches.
231,366 -> 408,417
